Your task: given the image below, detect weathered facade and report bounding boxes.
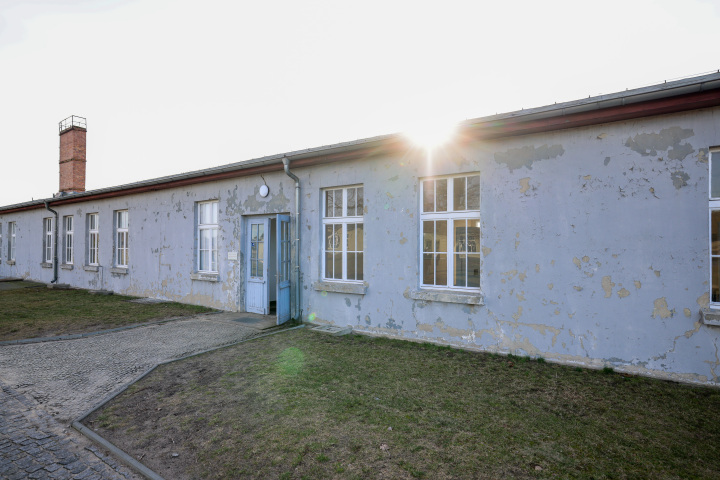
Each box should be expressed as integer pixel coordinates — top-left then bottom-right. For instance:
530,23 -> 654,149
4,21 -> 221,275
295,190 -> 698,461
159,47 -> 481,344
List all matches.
2,73 -> 720,385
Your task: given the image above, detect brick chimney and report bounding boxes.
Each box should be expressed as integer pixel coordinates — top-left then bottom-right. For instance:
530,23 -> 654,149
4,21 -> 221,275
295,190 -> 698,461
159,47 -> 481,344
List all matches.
58,116 -> 87,194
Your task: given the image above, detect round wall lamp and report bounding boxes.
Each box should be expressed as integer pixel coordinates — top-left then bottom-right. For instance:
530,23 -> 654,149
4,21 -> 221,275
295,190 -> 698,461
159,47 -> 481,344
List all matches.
259,184 -> 269,197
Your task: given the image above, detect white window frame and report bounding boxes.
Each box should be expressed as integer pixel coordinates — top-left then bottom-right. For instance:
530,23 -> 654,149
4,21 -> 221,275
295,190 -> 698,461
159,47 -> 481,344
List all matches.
197,201 -> 218,273
322,185 -> 364,282
710,148 -> 720,308
8,221 -> 15,262
63,216 -> 73,264
87,213 -> 99,266
420,174 -> 481,292
115,210 -> 129,268
43,217 -> 53,263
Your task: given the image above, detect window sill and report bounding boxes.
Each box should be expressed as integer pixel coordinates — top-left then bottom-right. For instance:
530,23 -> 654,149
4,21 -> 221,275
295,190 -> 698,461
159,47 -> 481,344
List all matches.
41,262 -> 53,269
313,281 -> 368,295
191,272 -> 219,282
7,260 -> 15,266
110,267 -> 128,275
700,308 -> 720,326
84,265 -> 99,272
406,288 -> 484,305
61,264 -> 74,271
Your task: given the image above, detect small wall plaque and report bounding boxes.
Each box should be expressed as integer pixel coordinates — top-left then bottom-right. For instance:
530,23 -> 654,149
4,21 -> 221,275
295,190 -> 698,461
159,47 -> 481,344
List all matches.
228,252 -> 238,261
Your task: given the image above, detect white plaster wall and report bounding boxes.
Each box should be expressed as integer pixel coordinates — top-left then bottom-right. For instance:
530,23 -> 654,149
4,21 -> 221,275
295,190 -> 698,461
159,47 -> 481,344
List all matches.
301,108 -> 720,386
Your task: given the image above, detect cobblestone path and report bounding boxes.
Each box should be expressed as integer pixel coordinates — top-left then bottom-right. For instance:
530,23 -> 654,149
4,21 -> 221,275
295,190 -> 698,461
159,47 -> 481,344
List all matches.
0,313 -> 261,479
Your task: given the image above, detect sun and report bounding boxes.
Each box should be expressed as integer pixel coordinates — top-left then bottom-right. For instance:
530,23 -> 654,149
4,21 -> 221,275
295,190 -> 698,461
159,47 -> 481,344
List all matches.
403,117 -> 459,151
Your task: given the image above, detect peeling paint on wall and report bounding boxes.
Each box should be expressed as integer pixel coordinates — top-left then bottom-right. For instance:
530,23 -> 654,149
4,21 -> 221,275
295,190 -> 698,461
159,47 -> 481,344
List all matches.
652,298 -> 673,319
624,127 -> 695,160
494,144 -> 565,172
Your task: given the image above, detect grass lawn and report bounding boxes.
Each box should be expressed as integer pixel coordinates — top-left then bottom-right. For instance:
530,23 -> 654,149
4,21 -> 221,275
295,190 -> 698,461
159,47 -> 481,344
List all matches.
84,328 -> 720,480
0,283 -> 214,341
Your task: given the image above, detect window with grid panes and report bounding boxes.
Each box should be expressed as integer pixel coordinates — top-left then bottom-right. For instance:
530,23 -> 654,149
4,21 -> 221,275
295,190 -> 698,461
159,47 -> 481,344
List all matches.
710,149 -> 720,306
197,201 -> 218,273
420,174 -> 480,290
322,186 -> 364,282
43,218 -> 53,263
63,216 -> 73,264
115,210 -> 129,267
87,213 -> 99,265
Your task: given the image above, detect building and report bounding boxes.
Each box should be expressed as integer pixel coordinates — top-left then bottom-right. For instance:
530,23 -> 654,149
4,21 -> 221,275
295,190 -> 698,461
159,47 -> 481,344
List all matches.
2,73 -> 720,385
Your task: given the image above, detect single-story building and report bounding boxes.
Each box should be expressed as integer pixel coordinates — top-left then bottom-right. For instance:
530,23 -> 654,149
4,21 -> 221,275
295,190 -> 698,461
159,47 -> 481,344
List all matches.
2,72 -> 720,385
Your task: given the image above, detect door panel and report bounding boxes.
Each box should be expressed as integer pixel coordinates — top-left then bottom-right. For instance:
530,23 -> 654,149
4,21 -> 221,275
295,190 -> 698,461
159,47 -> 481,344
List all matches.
276,214 -> 291,324
246,219 -> 268,314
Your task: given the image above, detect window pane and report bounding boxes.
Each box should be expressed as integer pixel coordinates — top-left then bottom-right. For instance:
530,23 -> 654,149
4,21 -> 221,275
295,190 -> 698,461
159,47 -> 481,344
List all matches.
436,179 -> 448,212
211,202 -> 218,224
454,219 -> 467,253
325,224 -> 334,251
334,189 -> 343,217
713,152 -> 720,198
333,252 -> 342,279
713,211 -> 720,255
347,224 -> 355,250
258,224 -> 264,242
454,177 -> 466,211
436,254 -> 447,286
357,187 -> 364,215
347,188 -> 356,216
251,224 -> 258,242
436,220 -> 447,252
357,252 -> 363,280
714,258 -> 720,303
325,252 -> 333,278
257,259 -> 263,276
454,253 -> 466,287
356,223 -> 363,251
423,253 -> 434,284
468,221 -> 480,253
347,252 -> 356,280
468,254 -> 480,288
211,230 -> 217,251
467,175 -> 480,210
325,190 -> 334,218
423,221 -> 434,252
423,180 -> 434,212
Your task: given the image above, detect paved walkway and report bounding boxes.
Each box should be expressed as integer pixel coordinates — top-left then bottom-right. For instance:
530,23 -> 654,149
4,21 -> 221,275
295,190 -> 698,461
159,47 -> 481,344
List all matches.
0,312 -> 264,479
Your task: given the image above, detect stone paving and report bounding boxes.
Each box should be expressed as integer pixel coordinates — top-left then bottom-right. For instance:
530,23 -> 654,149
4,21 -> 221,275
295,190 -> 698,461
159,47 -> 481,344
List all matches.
0,312 -> 263,479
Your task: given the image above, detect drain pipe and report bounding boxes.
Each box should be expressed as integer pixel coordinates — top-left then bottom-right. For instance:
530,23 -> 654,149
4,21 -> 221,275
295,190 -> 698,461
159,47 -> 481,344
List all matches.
44,201 -> 59,284
282,157 -> 302,321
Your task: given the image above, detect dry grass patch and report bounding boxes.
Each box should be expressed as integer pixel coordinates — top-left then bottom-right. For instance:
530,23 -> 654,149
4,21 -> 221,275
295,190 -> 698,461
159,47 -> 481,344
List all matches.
0,284 -> 213,340
85,329 -> 720,479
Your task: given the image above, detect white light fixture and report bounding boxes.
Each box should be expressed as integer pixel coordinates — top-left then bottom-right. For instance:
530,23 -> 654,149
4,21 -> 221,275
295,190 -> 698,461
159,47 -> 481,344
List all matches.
259,184 -> 269,197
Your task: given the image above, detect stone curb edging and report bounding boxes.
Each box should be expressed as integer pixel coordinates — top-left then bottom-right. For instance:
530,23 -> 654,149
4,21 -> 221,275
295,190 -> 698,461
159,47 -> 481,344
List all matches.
0,312 -> 224,346
71,324 -> 306,480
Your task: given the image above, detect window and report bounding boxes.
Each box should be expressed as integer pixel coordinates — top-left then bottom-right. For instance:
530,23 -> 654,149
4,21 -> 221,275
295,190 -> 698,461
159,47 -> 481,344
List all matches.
43,217 -> 53,263
421,174 -> 480,290
63,216 -> 73,264
711,150 -> 720,306
197,201 -> 218,272
322,185 -> 364,281
8,221 -> 15,262
115,210 -> 129,267
87,213 -> 99,266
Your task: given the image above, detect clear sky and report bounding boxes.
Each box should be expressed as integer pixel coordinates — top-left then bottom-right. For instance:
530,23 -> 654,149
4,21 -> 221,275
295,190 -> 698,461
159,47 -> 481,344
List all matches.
1,0 -> 719,206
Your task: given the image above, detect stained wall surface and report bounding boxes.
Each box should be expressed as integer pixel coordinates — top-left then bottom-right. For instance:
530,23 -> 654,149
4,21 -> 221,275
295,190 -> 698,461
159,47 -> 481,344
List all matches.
1,107 -> 719,385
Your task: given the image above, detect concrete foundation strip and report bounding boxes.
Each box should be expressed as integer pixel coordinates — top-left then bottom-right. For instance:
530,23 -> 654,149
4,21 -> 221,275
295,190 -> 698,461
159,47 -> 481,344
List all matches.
71,324 -> 306,480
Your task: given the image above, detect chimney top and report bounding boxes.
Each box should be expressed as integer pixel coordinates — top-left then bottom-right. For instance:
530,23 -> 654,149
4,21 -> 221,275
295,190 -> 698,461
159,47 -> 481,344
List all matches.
59,115 -> 87,134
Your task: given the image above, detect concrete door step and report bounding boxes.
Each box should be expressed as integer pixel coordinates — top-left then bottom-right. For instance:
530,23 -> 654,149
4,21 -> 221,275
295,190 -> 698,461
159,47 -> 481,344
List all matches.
309,325 -> 352,336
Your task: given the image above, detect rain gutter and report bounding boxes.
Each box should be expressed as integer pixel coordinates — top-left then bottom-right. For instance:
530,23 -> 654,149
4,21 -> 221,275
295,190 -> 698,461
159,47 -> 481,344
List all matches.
282,157 -> 302,321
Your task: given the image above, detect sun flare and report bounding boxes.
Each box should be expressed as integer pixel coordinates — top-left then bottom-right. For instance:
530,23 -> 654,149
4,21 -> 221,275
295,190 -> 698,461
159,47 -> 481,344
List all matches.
403,117 -> 458,151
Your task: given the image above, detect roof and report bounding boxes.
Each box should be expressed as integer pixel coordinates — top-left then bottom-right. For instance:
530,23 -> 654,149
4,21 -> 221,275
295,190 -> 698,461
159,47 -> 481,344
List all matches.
3,70 -> 720,214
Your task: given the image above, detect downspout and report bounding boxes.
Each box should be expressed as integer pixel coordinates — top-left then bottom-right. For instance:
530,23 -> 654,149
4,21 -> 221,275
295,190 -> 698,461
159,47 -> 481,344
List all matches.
44,201 -> 59,284
282,157 -> 302,321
